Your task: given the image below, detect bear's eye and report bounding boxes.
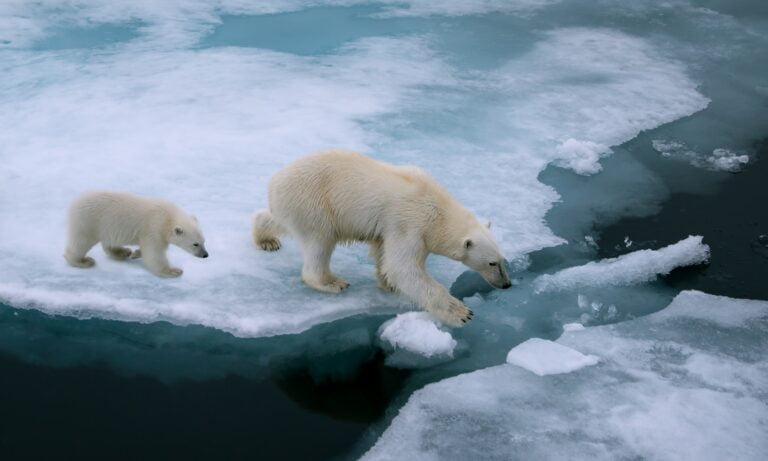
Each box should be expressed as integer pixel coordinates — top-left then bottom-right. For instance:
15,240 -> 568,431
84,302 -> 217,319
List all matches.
193,243 -> 199,247
489,262 -> 498,266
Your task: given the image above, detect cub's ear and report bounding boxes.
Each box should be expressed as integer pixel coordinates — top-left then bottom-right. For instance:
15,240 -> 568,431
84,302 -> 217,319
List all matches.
174,226 -> 184,235
464,239 -> 473,249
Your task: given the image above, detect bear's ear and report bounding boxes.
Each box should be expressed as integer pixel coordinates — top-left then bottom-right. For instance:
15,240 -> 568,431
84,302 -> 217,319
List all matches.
174,226 -> 184,236
464,239 -> 473,249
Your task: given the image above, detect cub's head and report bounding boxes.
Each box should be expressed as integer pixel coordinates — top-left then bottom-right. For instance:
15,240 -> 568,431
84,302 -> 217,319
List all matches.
169,215 -> 208,258
461,221 -> 511,290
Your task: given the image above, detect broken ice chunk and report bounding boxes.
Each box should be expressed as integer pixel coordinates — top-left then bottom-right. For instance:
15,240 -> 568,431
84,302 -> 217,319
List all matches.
506,338 -> 599,376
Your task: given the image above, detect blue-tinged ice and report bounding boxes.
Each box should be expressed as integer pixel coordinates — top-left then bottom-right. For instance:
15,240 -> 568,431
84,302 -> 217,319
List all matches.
363,291 -> 768,461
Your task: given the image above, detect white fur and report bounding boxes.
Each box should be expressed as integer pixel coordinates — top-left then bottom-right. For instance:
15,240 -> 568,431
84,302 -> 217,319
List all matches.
65,191 -> 208,277
253,150 -> 511,326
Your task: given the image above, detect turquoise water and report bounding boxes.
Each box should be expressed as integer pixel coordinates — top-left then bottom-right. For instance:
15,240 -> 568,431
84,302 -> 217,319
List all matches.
1,1 -> 767,459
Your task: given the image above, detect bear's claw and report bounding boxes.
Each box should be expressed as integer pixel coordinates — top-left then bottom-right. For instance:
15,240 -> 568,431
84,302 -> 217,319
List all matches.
432,297 -> 473,327
258,238 -> 281,252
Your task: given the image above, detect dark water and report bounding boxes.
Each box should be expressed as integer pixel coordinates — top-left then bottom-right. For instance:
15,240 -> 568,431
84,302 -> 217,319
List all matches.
0,308 -> 408,460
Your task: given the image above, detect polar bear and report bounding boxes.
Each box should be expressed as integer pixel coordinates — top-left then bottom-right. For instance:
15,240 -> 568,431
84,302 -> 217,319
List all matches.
65,191 -> 208,277
252,150 -> 511,326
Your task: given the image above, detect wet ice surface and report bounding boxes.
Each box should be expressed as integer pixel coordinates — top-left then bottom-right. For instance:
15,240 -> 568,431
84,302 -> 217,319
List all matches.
1,0 -> 767,459
364,291 -> 768,460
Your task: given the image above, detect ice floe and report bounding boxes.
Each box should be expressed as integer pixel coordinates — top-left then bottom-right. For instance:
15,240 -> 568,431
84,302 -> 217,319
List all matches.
534,236 -> 710,293
363,291 -> 768,460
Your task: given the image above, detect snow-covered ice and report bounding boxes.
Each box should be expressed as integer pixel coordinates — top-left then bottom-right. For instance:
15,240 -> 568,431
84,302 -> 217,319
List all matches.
0,2 -> 709,337
378,312 -> 457,367
363,291 -> 768,461
505,338 -> 598,376
534,236 -> 710,293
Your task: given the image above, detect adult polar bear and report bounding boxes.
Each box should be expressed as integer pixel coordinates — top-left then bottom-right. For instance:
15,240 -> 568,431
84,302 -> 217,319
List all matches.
252,150 -> 511,326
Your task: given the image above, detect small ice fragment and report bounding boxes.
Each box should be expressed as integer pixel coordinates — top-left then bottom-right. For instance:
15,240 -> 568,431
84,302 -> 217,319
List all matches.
554,138 -> 611,175
584,235 -> 598,249
563,323 -> 585,331
506,338 -> 599,376
577,294 -> 589,310
378,312 -> 457,358
624,236 -> 633,248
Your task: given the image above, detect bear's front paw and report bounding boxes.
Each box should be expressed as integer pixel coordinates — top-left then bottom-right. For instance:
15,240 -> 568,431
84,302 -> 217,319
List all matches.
158,267 -> 183,278
431,297 -> 473,327
258,238 -> 281,252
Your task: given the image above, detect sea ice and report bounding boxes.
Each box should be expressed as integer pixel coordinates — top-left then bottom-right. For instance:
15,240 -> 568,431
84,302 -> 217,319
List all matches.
533,236 -> 710,293
363,291 -> 768,460
0,2 -> 709,337
505,338 -> 598,376
378,312 -> 457,367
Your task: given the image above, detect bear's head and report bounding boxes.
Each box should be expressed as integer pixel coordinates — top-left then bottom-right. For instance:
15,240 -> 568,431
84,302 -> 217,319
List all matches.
169,215 -> 208,258
461,221 -> 511,290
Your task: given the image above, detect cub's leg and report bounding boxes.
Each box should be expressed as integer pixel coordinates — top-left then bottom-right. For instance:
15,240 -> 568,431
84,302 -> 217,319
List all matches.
369,240 -> 394,292
140,239 -> 182,278
102,243 -> 133,261
299,237 -> 349,293
64,235 -> 98,268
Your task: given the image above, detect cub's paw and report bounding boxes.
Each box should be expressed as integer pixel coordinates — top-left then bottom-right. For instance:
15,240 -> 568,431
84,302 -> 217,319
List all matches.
258,238 -> 281,252
106,247 -> 133,261
69,256 -> 96,268
158,267 -> 183,278
431,297 -> 473,327
304,276 -> 350,293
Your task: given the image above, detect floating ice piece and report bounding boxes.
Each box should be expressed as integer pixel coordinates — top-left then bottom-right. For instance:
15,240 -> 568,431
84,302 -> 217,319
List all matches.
563,322 -> 585,331
651,289 -> 767,328
652,140 -> 749,172
506,338 -> 598,376
378,312 -> 457,359
363,291 -> 768,460
554,138 -> 611,175
533,236 -> 710,293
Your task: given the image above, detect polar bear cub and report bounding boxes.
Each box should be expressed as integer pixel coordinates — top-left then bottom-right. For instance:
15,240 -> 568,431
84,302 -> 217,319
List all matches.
252,150 -> 511,326
65,191 -> 208,277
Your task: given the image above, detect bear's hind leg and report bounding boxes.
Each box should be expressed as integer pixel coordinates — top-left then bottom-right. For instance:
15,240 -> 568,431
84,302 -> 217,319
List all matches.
300,238 -> 349,293
64,237 -> 97,268
253,210 -> 284,251
102,243 -> 133,261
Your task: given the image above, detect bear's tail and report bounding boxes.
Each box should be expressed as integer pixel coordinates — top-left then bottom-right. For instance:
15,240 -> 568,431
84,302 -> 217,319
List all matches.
252,209 -> 285,252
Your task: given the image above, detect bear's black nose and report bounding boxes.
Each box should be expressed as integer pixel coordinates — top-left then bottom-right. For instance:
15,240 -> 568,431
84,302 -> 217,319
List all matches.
502,282 -> 512,289
201,251 -> 209,258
